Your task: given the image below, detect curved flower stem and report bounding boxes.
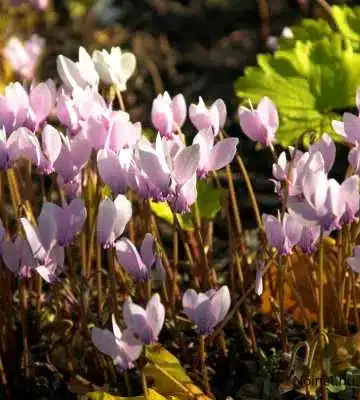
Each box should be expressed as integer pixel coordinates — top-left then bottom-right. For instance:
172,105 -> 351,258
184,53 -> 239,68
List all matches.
107,247 -> 120,324
96,244 -> 103,314
191,204 -> 212,289
19,280 -> 30,378
209,260 -> 272,340
236,151 -> 263,231
222,131 -> 263,231
278,254 -> 286,350
114,87 -> 126,112
199,335 -> 211,395
172,212 -> 200,289
141,368 -> 149,400
171,227 -> 179,308
318,227 -> 328,400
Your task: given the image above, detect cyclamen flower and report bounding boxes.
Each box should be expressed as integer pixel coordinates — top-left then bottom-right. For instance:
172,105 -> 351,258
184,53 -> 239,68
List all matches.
1,236 -> 35,278
20,207 -> 65,283
0,82 -> 30,134
96,195 -> 132,248
123,293 -> 165,344
238,96 -> 278,146
39,199 -> 87,246
91,314 -> 142,370
263,212 -> 301,255
308,133 -> 335,173
56,86 -> 107,136
6,127 -> 42,168
92,47 -> 136,91
289,164 -> 359,231
39,124 -> 63,174
137,134 -> 200,211
182,286 -> 231,335
26,81 -> 56,132
189,97 -> 226,136
97,147 -> 133,195
151,92 -> 186,139
116,233 -> 165,281
57,47 -> 99,91
297,222 -> 321,254
193,128 -> 239,178
86,110 -> 141,151
53,132 -> 91,182
3,35 -> 45,80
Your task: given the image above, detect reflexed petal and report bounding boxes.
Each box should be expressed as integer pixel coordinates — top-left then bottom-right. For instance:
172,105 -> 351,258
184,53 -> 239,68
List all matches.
207,137 -> 238,172
91,327 -> 122,359
116,238 -> 149,281
182,289 -> 199,323
145,293 -> 165,340
113,194 -> 132,239
173,144 -> 200,185
20,218 -> 47,261
123,298 -> 153,344
42,124 -> 62,164
96,198 -> 116,246
140,233 -> 155,268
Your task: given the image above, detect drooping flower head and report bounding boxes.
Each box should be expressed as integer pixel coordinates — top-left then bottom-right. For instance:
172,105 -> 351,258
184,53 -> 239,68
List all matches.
91,314 -> 142,370
123,293 -> 165,344
182,286 -> 231,335
238,96 -> 278,146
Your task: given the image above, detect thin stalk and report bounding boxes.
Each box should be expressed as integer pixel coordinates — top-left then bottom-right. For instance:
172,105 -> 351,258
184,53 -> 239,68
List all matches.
124,371 -> 132,396
19,280 -> 30,378
210,260 -> 272,339
80,232 -> 87,279
351,274 -> 359,330
234,150 -> 262,230
96,244 -> 103,314
219,132 -> 243,238
199,335 -> 211,395
277,254 -> 286,350
115,87 -> 126,111
171,228 -> 179,308
191,204 -> 211,289
107,247 -> 120,323
318,227 -> 327,399
6,168 -> 21,215
0,352 -> 9,397
172,213 -> 200,289
141,368 -> 149,400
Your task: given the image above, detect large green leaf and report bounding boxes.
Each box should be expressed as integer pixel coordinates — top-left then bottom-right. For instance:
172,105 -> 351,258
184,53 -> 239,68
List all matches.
235,32 -> 360,146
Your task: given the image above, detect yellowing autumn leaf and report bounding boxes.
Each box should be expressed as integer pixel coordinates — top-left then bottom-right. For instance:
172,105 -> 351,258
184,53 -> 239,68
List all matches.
80,388 -> 167,400
144,344 -> 211,400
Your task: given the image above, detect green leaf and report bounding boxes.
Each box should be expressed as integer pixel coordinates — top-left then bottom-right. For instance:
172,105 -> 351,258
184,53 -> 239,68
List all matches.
235,32 -> 360,146
150,180 -> 226,230
332,6 -> 360,50
196,179 -> 227,219
150,201 -> 194,231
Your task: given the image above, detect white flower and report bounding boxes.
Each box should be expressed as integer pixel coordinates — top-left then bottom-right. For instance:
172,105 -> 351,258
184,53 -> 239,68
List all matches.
56,47 -> 99,92
92,47 -> 136,91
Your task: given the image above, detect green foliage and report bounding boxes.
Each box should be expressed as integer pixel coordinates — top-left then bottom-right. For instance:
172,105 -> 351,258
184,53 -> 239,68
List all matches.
235,6 -> 360,146
150,179 -> 227,231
